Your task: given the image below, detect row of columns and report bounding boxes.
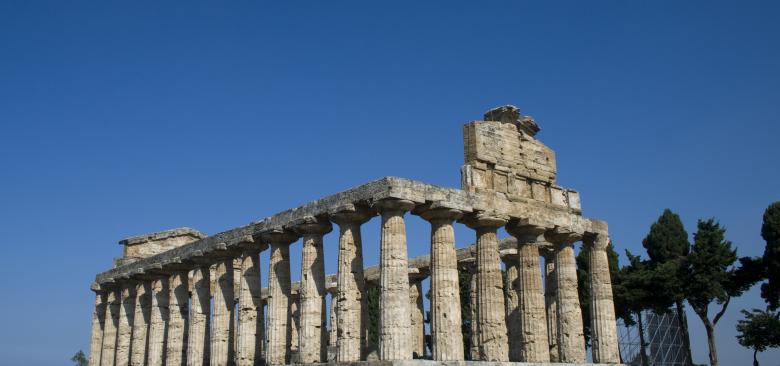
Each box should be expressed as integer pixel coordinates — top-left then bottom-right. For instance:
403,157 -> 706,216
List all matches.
89,199 -> 620,365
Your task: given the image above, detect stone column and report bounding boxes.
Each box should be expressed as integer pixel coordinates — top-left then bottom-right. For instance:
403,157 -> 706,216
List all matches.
264,229 -> 299,365
416,205 -> 464,361
409,277 -> 426,358
463,260 -> 480,361
584,231 -> 620,363
187,266 -> 210,366
327,287 -> 338,354
166,272 -> 189,366
501,250 -> 522,361
463,212 -> 509,362
506,223 -> 551,362
116,283 -> 137,366
330,205 -> 372,362
101,288 -> 120,366
546,227 -> 585,363
88,290 -> 107,366
542,249 -> 560,362
147,277 -> 170,366
236,249 -> 265,366
130,282 -> 152,366
375,198 -> 415,360
211,259 -> 235,366
293,217 -> 332,364
289,293 -> 301,362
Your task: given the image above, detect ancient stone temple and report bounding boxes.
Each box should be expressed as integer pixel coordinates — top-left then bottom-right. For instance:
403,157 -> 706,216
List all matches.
87,105 -> 621,366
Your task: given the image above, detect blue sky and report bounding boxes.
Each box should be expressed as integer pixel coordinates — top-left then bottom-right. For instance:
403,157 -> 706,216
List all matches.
1,1 -> 778,365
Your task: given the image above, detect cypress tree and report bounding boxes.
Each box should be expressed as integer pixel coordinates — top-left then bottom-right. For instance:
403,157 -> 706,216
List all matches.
641,209 -> 693,365
761,202 -> 780,310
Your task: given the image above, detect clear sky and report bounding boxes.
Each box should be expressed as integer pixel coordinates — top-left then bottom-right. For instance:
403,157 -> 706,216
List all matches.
1,1 -> 778,365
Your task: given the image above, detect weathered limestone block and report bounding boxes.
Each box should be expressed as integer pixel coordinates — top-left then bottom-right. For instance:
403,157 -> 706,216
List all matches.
543,250 -> 560,362
409,278 -> 426,358
294,217 -> 332,364
375,198 -> 415,360
88,291 -> 107,366
166,272 -> 189,366
546,228 -> 585,363
264,230 -> 298,365
210,259 -> 235,366
584,231 -> 620,364
115,284 -> 136,366
506,224 -> 550,363
328,289 -> 338,350
331,206 -> 372,362
463,212 -> 509,362
237,250 -> 265,366
119,227 -> 206,264
187,266 -> 210,366
101,288 -> 121,366
416,205 -> 464,361
290,294 -> 301,362
130,282 -> 152,366
147,278 -> 170,366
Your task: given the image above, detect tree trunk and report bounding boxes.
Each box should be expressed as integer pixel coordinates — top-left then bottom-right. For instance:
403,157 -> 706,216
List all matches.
753,348 -> 759,366
637,312 -> 649,366
676,300 -> 694,366
694,307 -> 719,366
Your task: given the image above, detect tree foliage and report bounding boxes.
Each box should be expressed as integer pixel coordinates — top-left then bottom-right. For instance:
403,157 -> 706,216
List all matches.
736,309 -> 780,366
761,202 -> 780,310
71,350 -> 87,366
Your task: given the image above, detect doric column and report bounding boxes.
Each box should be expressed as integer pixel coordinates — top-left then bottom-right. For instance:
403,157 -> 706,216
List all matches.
546,227 -> 585,363
88,290 -> 107,366
147,277 -> 170,366
116,283 -> 137,366
326,287 -> 338,354
542,249 -> 560,362
500,249 -> 522,361
409,277 -> 426,358
293,217 -> 332,364
330,205 -> 372,362
210,258 -> 235,366
130,281 -> 152,366
290,293 -> 301,362
166,271 -> 189,366
584,231 -> 620,363
101,288 -> 120,366
416,204 -> 464,361
236,248 -> 266,366
375,198 -> 415,360
264,229 -> 299,365
460,259 -> 479,361
506,223 -> 551,362
462,211 -> 509,361
187,266 -> 210,366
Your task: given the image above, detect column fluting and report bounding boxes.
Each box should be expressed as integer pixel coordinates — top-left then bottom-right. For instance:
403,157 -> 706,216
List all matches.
210,258 -> 235,366
166,271 -> 189,366
416,205 -> 464,361
187,266 -> 210,366
293,217 -> 332,364
115,283 -> 137,366
546,228 -> 586,363
264,230 -> 299,365
236,248 -> 265,366
501,250 -> 522,361
375,198 -> 415,360
584,231 -> 620,363
542,249 -> 560,362
130,282 -> 152,366
330,205 -> 372,362
462,212 -> 509,362
101,288 -> 121,366
88,290 -> 107,366
147,277 -> 170,366
409,278 -> 426,358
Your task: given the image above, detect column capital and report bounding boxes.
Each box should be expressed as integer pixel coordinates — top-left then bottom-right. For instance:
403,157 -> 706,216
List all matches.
291,215 -> 333,236
582,231 -> 610,251
506,220 -> 550,243
329,204 -> 373,225
260,228 -> 300,246
544,226 -> 583,247
373,198 -> 416,213
460,211 -> 509,229
408,267 -> 430,282
413,202 -> 463,222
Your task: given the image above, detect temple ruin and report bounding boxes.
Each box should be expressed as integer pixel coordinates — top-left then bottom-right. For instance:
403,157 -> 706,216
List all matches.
87,105 -> 621,365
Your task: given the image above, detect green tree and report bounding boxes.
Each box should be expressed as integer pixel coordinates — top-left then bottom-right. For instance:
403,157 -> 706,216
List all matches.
366,285 -> 380,351
761,202 -> 780,310
614,251 -> 659,366
686,219 -> 759,366
71,350 -> 87,366
641,209 -> 694,365
736,309 -> 780,366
